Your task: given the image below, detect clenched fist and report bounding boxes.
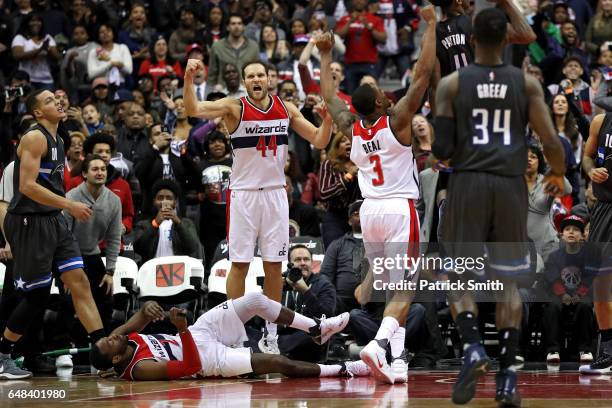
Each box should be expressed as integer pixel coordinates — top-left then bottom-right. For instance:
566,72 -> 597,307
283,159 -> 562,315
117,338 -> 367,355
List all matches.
420,5 -> 437,24
185,59 -> 204,82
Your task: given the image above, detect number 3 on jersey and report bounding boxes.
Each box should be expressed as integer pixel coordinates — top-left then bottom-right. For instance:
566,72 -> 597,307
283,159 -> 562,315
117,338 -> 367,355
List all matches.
370,154 -> 384,186
256,135 -> 278,157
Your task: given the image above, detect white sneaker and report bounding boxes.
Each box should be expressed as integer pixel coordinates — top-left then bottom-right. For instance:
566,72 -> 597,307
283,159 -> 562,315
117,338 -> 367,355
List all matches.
580,352 -> 594,363
258,335 -> 280,354
343,360 -> 371,377
312,313 -> 350,345
55,354 -> 73,368
546,352 -> 560,363
360,339 -> 394,384
391,358 -> 408,383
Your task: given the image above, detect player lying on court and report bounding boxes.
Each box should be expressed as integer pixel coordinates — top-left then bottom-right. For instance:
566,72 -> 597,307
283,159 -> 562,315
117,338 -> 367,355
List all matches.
90,293 -> 370,380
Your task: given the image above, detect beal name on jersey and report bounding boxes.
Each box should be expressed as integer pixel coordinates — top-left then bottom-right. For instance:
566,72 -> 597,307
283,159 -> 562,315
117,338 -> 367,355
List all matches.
361,139 -> 382,154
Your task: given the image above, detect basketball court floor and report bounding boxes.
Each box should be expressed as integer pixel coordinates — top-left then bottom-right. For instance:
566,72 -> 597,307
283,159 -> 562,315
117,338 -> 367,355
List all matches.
2,364 -> 611,407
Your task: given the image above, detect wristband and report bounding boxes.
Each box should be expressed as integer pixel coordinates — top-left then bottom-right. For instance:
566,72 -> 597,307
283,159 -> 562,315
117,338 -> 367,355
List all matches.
105,269 -> 114,277
152,219 -> 160,228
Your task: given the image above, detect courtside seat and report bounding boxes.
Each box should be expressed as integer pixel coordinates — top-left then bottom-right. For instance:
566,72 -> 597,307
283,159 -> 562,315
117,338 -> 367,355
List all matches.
102,256 -> 139,324
136,256 -> 206,307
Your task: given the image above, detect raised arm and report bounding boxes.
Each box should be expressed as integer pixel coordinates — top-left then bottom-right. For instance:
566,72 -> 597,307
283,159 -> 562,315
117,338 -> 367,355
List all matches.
286,99 -> 333,149
110,301 -> 166,336
432,72 -> 459,161
498,0 -> 537,44
184,59 -> 239,121
390,5 -> 436,145
316,32 -> 356,137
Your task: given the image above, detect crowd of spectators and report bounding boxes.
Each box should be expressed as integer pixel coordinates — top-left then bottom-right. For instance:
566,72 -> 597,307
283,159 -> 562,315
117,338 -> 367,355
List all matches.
0,0 -> 610,372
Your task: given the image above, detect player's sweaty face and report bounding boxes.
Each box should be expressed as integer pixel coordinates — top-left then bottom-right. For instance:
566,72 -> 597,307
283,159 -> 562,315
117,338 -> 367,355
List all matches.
244,65 -> 268,101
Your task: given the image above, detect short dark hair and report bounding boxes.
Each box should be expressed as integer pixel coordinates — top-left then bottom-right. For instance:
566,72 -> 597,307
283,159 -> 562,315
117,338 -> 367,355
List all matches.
12,70 -> 30,83
265,62 -> 278,74
207,91 -> 226,101
82,154 -> 106,174
473,8 -> 508,47
26,89 -> 47,116
352,84 -> 378,116
278,79 -> 297,93
289,244 -> 312,261
89,343 -> 114,370
228,13 -> 243,24
152,179 -> 181,201
241,60 -> 268,80
84,131 -> 116,155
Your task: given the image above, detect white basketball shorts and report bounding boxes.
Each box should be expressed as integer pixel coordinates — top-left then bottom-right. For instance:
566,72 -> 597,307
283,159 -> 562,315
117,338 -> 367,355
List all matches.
227,188 -> 289,262
190,299 -> 252,377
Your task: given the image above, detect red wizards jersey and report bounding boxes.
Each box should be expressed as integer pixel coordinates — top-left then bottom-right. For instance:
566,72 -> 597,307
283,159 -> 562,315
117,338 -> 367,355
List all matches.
120,332 -> 186,380
229,95 -> 290,190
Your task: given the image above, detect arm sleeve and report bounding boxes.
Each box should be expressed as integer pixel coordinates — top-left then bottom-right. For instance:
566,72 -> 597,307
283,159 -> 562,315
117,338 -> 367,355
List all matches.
190,121 -> 217,143
318,160 -> 347,201
104,198 -> 123,272
302,279 -> 337,317
120,44 -> 133,75
166,330 -> 202,379
319,240 -> 339,285
87,48 -> 112,79
594,81 -> 612,111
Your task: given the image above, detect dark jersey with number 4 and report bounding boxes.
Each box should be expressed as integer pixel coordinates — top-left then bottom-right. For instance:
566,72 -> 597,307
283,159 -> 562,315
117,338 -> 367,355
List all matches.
452,63 -> 529,176
9,123 -> 66,215
436,14 -> 474,77
593,113 -> 612,202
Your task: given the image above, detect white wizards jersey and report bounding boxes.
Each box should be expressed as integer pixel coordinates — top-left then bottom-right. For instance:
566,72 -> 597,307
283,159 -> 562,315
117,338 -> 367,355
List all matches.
229,95 -> 290,190
350,116 -> 419,199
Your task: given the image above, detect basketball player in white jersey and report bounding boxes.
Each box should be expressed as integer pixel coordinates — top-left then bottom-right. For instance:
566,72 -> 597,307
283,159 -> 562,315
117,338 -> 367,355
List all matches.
184,60 -> 333,353
316,6 -> 437,384
90,294 -> 363,381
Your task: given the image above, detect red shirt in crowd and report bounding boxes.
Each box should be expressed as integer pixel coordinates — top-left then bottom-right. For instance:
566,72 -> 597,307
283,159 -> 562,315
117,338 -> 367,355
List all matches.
138,59 -> 184,90
297,64 -> 356,114
336,13 -> 385,64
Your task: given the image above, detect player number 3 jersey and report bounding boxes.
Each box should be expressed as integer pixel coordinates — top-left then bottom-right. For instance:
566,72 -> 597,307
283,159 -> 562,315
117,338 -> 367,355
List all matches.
229,95 -> 290,190
350,116 -> 419,200
120,332 -> 187,380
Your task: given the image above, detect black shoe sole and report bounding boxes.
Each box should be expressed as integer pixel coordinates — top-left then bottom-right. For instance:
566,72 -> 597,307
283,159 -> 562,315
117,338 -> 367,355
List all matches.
452,358 -> 491,405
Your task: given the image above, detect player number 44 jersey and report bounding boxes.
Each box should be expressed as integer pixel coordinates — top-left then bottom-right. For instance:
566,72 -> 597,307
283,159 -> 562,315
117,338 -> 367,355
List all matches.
350,116 -> 419,200
229,95 -> 290,190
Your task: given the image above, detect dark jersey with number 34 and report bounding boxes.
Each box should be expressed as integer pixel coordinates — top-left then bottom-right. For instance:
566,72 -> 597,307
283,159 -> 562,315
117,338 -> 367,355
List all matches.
452,63 -> 529,176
